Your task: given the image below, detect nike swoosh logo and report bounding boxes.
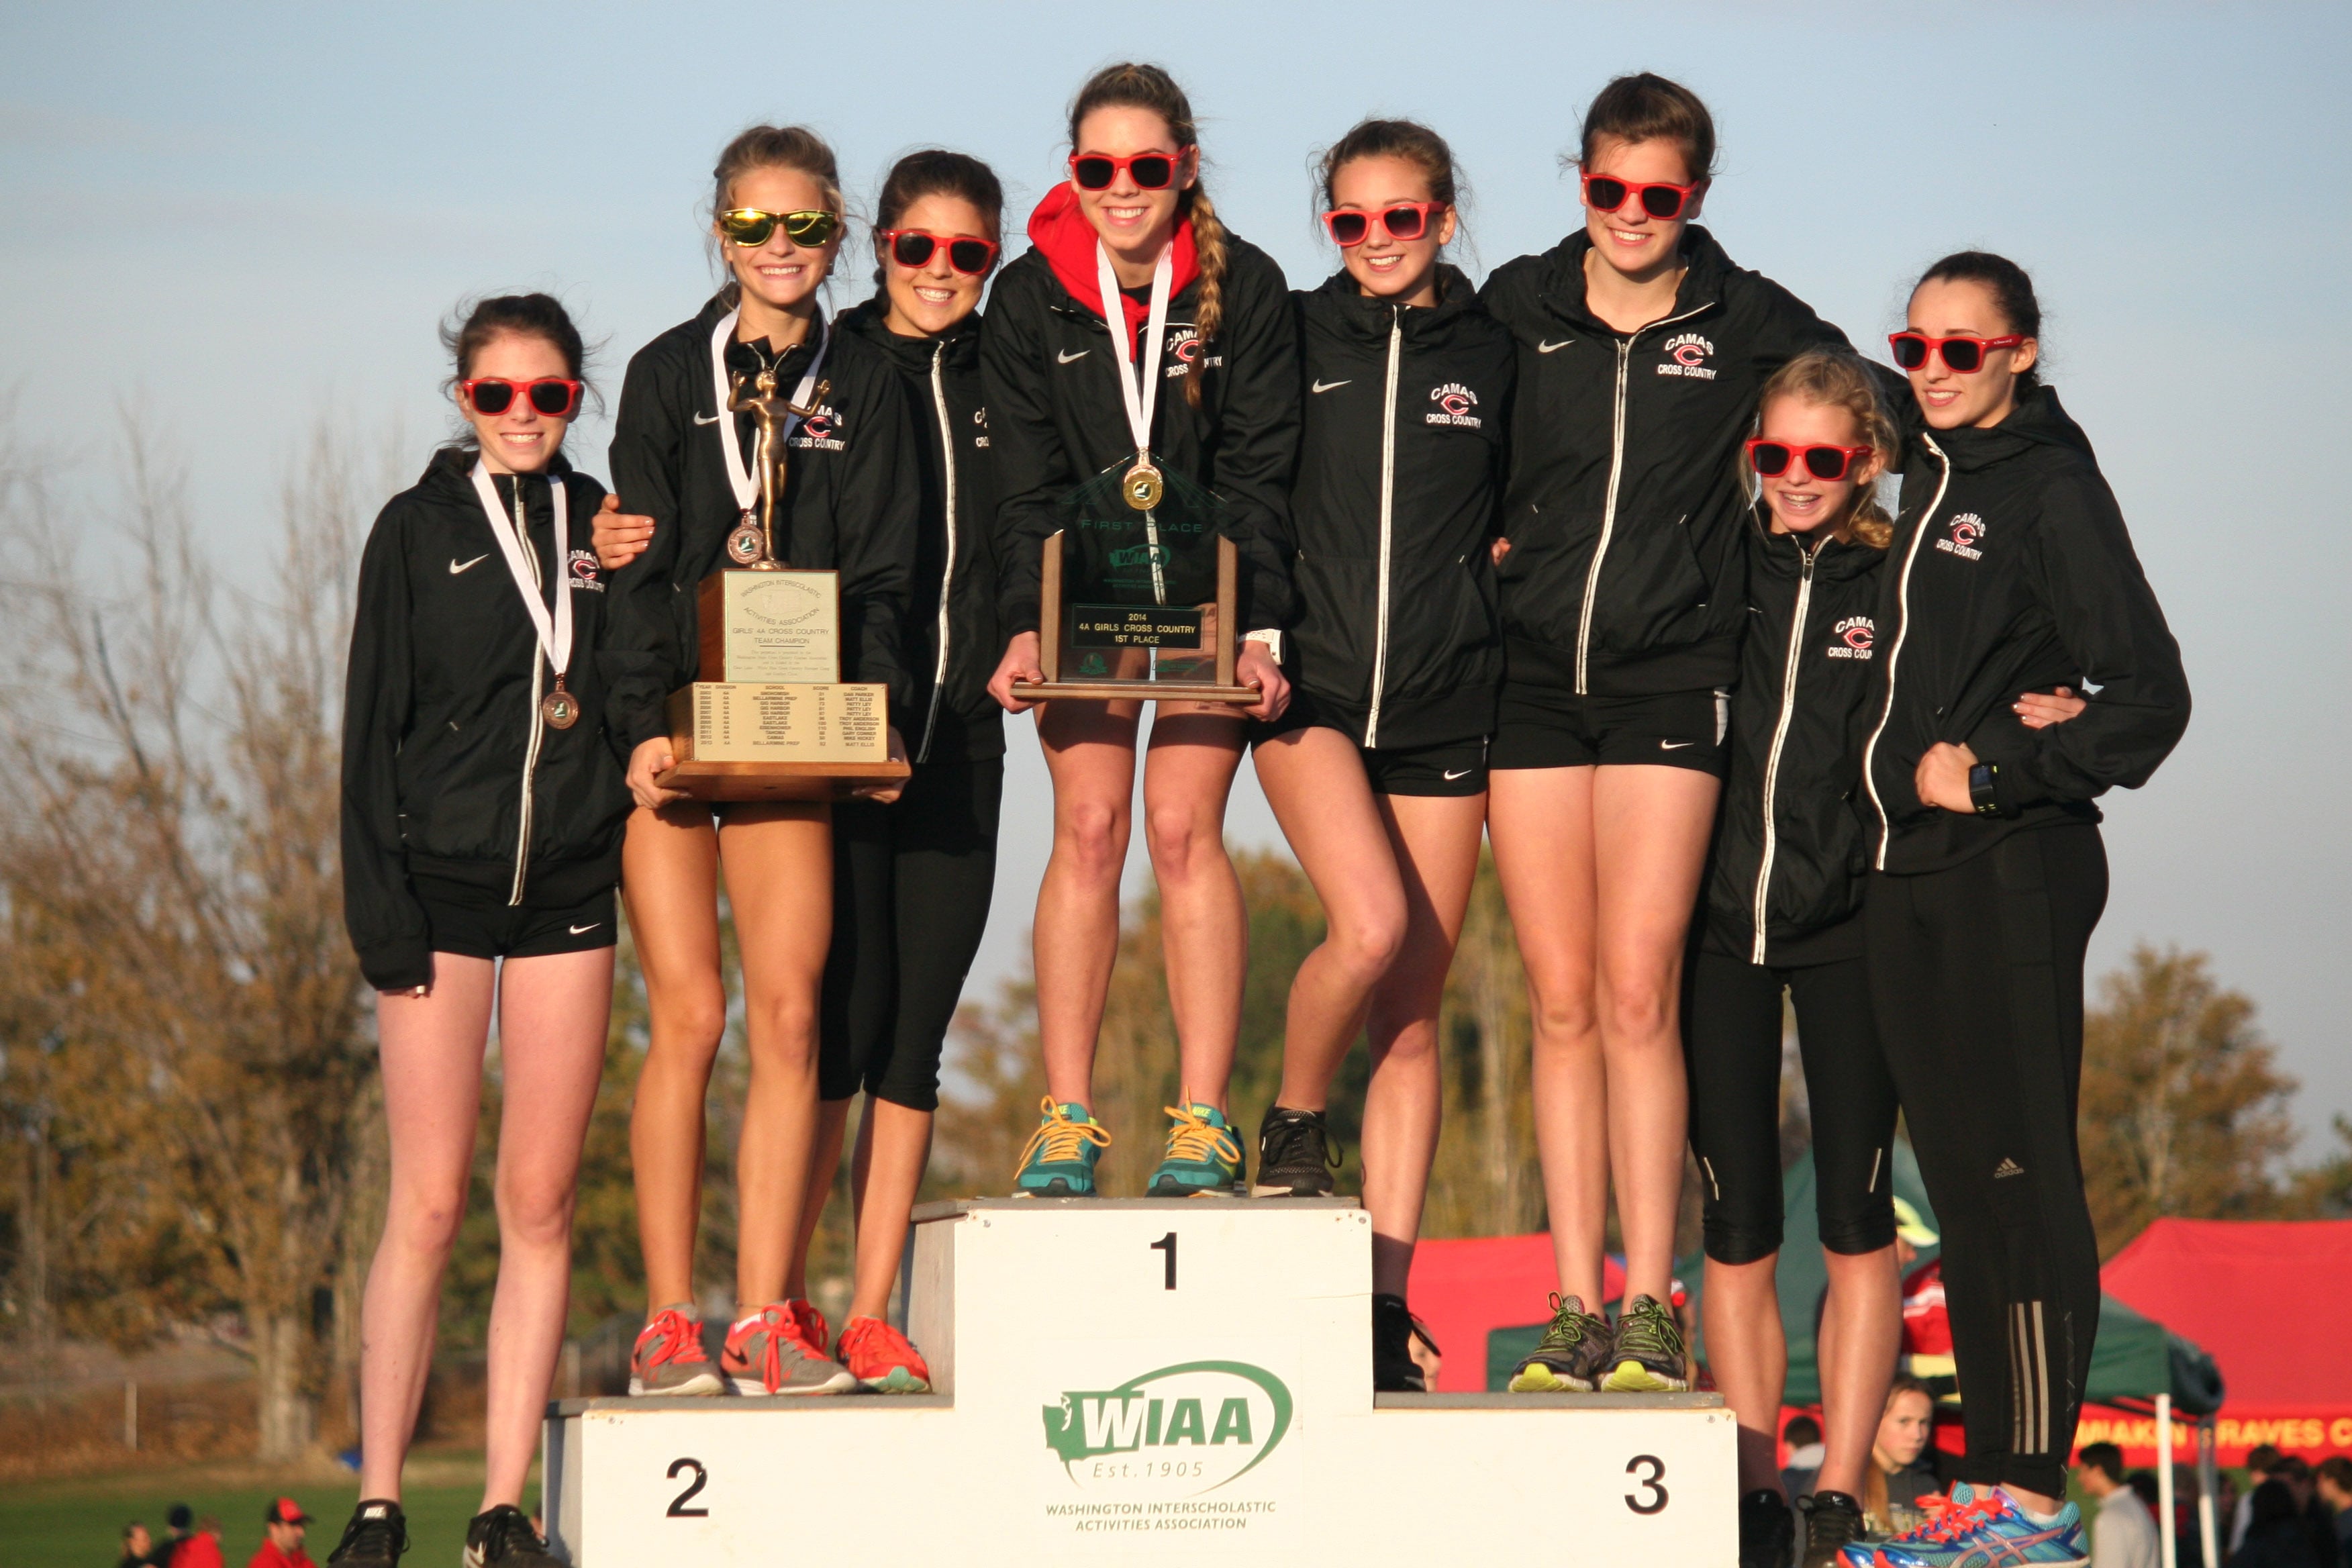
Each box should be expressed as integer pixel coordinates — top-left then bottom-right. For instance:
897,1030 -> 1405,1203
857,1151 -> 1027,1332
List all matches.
1311,379 -> 1351,394
1536,338 -> 1574,354
1442,767 -> 1473,781
1659,740 -> 1694,750
449,554 -> 489,575
569,922 -> 601,934
693,412 -> 722,425
1057,348 -> 1090,364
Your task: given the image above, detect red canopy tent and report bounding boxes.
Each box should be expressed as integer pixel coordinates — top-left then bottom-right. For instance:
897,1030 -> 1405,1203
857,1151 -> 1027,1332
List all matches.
1406,1234 -> 1624,1393
2092,1217 -> 2352,1464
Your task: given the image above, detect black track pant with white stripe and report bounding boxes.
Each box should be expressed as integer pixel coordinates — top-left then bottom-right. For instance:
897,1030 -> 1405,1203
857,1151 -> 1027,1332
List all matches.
1863,823 -> 2108,1500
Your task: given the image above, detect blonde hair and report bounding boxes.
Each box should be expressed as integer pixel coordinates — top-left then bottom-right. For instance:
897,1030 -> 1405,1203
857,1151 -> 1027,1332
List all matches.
1754,350 -> 1900,549
1069,62 -> 1224,409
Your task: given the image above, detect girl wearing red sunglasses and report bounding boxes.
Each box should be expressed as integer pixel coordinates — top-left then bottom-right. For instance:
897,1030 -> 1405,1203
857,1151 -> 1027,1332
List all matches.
1478,72 -> 1858,1446
983,62 -> 1299,1199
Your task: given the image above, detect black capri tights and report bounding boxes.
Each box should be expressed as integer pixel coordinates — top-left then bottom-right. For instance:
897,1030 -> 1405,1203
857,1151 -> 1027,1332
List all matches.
1683,946 -> 1900,1265
818,756 -> 1002,1112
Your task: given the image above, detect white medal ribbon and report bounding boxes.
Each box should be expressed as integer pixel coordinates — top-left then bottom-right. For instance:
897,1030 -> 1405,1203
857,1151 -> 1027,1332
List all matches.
471,461 -> 571,685
708,307 -> 831,515
1093,243 -> 1173,469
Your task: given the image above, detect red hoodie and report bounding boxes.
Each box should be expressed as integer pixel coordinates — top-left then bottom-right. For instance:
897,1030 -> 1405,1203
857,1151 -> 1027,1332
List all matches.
1024,184 -> 1199,338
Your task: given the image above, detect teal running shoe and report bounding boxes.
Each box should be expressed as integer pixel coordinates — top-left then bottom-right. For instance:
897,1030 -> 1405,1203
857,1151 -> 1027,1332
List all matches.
1841,1481 -> 2088,1567
1147,1096 -> 1243,1196
1013,1097 -> 1111,1196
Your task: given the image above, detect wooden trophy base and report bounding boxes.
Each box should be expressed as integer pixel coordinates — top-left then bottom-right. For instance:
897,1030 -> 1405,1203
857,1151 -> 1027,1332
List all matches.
656,681 -> 909,802
653,758 -> 912,802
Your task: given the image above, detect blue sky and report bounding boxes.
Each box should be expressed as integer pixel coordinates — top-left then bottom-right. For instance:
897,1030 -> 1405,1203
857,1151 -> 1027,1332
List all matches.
5,3 -> 2349,1147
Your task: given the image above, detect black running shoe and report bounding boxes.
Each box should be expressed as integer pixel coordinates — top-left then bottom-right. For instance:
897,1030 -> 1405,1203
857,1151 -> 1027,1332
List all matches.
326,1500 -> 407,1568
1371,1292 -> 1440,1393
1797,1489 -> 1865,1568
1601,1293 -> 1693,1392
1251,1105 -> 1339,1197
1740,1487 -> 1796,1568
463,1505 -> 558,1567
1506,1292 -> 1612,1392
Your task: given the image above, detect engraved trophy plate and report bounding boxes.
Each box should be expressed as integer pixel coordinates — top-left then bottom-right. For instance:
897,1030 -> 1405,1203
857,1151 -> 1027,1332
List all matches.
699,569 -> 840,685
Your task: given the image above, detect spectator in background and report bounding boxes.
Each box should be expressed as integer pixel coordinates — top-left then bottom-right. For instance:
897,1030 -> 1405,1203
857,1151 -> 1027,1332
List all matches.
2272,1457 -> 2342,1568
179,1516 -> 226,1568
119,1522 -> 154,1568
1782,1412 -> 1825,1498
2237,1447 -> 2288,1553
1862,1376 -> 1941,1538
2313,1457 -> 2352,1568
249,1498 -> 314,1568
2073,1442 -> 2159,1568
159,1505 -> 196,1564
2229,1479 -> 2328,1568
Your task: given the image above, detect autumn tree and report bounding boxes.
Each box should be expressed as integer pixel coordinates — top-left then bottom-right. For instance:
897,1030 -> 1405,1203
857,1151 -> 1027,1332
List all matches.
2079,944 -> 2298,1257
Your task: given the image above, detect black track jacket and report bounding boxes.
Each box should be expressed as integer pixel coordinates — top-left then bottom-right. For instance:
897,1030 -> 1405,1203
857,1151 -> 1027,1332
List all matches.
602,295 -> 920,756
342,451 -> 632,991
981,221 -> 1299,638
838,299 -> 1003,763
1285,266 -> 1513,749
1861,386 -> 2189,873
1702,520 -> 1886,966
1479,226 -> 1848,696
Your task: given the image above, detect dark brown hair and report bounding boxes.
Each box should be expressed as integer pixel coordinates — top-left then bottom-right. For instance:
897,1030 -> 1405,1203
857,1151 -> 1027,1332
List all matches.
712,124 -> 844,221
1320,117 -> 1460,211
1069,62 -> 1223,407
1755,350 -> 1899,548
871,148 -> 1005,289
1577,72 -> 1716,183
1916,250 -> 2044,387
438,293 -> 596,442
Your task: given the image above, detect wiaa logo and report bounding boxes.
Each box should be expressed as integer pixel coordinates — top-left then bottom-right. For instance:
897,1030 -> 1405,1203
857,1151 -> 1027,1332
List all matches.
1108,543 -> 1169,569
1935,511 -> 1987,560
1424,382 -> 1483,429
1828,614 -> 1874,659
1657,332 -> 1718,380
788,404 -> 847,451
1042,1360 -> 1293,1493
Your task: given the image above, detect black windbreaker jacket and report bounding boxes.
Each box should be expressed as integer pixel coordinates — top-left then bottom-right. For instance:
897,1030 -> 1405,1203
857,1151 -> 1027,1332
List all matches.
341,450 -> 632,991
602,295 -> 920,756
1701,520 -> 1886,966
838,298 -> 1003,762
1861,385 -> 2190,873
981,238 -> 1300,638
1285,266 -> 1513,749
1479,226 -> 1849,696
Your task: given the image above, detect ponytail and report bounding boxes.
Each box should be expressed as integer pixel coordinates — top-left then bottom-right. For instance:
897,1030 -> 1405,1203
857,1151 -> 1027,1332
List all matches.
1182,189 -> 1228,408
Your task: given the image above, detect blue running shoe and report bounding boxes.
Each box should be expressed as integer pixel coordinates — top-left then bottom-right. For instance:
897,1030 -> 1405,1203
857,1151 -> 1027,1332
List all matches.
1013,1097 -> 1112,1196
1147,1097 -> 1242,1196
1841,1481 -> 2088,1567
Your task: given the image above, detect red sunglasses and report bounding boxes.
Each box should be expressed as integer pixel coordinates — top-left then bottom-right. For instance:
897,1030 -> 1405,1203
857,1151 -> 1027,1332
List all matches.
881,229 -> 999,276
1581,171 -> 1700,220
461,377 -> 581,418
1069,151 -> 1181,191
1322,202 -> 1445,247
1889,331 -> 2024,374
1746,438 -> 1875,481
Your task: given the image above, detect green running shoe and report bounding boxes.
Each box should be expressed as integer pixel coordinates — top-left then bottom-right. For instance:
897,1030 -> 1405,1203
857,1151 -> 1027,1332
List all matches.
1602,1293 -> 1693,1391
1147,1097 -> 1243,1196
1507,1291 -> 1612,1392
1013,1097 -> 1112,1196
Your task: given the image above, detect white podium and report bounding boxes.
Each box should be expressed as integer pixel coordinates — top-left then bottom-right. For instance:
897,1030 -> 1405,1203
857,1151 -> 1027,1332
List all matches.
544,1197 -> 1733,1564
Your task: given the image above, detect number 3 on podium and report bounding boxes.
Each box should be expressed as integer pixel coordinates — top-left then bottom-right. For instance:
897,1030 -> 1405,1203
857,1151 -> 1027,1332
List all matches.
1624,1454 -> 1668,1515
1149,1231 -> 1177,1290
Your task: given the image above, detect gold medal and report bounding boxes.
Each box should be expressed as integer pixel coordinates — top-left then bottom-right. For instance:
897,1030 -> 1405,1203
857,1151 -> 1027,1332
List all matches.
1122,460 -> 1163,511
541,681 -> 579,730
726,515 -> 766,566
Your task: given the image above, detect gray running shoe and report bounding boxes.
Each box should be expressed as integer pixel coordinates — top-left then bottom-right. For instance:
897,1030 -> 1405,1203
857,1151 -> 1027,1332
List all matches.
629,1305 -> 724,1396
721,1303 -> 856,1395
1507,1292 -> 1612,1392
1602,1293 -> 1693,1392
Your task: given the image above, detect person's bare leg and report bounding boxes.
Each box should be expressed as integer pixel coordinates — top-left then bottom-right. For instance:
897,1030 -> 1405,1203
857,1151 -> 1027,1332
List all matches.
846,1097 -> 933,1322
359,955 -> 497,1504
479,946 -> 614,1512
622,804 -> 726,1318
1140,712 -> 1250,1109
1488,765 -> 1607,1306
787,1098 -> 853,1301
1814,1244 -> 1901,1498
1361,791 -> 1485,1297
1590,764 -> 1716,1304
1253,727 -> 1406,1112
1704,1252 -> 1790,1496
1033,700 -> 1142,1108
722,802 -> 834,1311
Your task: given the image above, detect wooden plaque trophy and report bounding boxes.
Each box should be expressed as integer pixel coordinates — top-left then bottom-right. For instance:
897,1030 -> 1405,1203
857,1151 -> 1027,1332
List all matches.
654,365 -> 912,801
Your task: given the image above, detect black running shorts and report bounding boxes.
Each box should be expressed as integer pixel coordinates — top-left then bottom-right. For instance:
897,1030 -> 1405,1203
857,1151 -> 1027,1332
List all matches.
1489,683 -> 1730,776
411,874 -> 618,964
1251,703 -> 1489,797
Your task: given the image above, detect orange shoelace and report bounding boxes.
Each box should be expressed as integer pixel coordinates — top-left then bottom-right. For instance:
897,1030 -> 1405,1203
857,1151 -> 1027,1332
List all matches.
1016,1096 -> 1113,1171
638,1307 -> 707,1367
1161,1097 -> 1239,1167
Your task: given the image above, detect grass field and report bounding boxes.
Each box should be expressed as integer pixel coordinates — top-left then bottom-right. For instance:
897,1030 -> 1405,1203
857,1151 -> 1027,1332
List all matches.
0,1457 -> 501,1568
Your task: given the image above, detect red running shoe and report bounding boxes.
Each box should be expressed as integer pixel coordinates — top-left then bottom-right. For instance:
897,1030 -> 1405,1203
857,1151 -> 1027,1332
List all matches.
721,1304 -> 854,1395
628,1306 -> 722,1397
836,1316 -> 932,1393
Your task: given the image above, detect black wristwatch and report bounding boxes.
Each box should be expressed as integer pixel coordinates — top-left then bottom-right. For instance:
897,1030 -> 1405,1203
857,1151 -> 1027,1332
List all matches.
1967,761 -> 2002,817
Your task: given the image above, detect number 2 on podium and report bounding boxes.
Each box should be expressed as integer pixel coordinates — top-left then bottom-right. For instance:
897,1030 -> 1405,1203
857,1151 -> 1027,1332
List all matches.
1149,1231 -> 1177,1290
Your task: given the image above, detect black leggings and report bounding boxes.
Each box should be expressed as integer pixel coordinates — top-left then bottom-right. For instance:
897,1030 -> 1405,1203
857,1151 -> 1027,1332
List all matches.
1865,824 -> 2108,1500
1683,945 -> 1899,1265
817,756 -> 1002,1112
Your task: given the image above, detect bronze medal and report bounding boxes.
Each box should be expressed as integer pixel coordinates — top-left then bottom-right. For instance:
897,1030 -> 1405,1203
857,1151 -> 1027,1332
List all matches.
726,515 -> 766,566
1122,460 -> 1163,511
541,683 -> 579,730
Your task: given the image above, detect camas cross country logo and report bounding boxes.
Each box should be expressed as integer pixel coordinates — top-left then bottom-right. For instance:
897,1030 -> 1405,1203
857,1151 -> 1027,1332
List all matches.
1937,511 -> 1987,560
1827,614 -> 1873,659
1163,325 -> 1220,378
788,403 -> 847,452
1425,383 -> 1483,429
1657,332 -> 1718,380
1042,1360 -> 1293,1493
567,548 -> 605,592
